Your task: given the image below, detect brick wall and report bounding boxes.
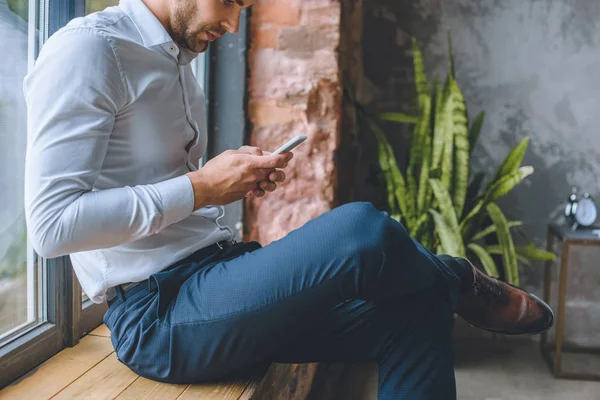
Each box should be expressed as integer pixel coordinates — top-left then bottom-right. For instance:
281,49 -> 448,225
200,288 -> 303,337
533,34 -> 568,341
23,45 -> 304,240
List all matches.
244,0 -> 343,245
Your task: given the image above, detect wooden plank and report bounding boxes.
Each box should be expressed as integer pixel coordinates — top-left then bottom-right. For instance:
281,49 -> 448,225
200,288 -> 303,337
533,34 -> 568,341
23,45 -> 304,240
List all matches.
238,379 -> 260,400
88,324 -> 111,338
115,377 -> 188,400
53,353 -> 138,400
177,379 -> 251,400
0,336 -> 113,400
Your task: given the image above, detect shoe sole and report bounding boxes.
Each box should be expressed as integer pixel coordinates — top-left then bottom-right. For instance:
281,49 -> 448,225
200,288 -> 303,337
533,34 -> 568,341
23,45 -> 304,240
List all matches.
460,293 -> 555,336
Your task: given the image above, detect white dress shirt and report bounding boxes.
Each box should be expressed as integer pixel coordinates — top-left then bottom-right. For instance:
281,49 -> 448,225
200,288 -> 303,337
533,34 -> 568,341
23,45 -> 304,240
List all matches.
24,0 -> 235,303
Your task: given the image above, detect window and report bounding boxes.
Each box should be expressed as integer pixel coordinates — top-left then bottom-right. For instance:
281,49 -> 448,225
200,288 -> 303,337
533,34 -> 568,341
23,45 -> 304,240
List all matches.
85,0 -> 116,15
0,0 -> 46,345
0,0 -> 246,387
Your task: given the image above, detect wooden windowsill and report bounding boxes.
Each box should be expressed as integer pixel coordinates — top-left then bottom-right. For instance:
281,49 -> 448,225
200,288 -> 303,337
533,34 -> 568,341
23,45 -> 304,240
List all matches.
0,325 -> 265,399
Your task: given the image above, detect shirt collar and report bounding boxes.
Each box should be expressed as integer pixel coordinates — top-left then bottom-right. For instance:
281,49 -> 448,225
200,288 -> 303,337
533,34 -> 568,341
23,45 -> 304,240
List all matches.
119,0 -> 175,48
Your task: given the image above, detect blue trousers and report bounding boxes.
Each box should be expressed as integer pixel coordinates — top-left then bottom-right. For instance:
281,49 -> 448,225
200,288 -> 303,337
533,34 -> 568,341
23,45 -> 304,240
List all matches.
104,202 -> 464,399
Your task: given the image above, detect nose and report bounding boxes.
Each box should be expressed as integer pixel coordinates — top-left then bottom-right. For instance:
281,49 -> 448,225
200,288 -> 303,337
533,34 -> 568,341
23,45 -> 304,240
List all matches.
222,9 -> 242,34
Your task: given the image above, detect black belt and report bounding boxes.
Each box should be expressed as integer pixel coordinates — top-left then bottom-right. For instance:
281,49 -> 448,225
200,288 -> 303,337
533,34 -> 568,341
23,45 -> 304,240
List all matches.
106,239 -> 237,307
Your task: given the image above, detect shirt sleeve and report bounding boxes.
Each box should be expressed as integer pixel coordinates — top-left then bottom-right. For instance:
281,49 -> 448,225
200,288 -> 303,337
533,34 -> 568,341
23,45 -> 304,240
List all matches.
24,28 -> 194,259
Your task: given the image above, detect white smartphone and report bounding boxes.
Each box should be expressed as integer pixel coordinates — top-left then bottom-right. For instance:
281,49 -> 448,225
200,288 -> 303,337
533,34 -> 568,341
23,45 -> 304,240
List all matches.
271,135 -> 308,155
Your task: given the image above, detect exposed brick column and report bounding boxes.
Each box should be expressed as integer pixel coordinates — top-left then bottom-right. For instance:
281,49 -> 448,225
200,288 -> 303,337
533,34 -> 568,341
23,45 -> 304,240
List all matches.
244,0 -> 343,245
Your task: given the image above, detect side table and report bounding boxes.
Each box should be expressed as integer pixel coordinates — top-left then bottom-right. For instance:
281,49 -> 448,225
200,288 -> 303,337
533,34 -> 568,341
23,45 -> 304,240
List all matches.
541,222 -> 600,381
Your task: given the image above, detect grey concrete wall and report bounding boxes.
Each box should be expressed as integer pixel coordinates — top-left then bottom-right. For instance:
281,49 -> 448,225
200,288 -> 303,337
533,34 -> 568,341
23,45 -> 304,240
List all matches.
347,0 -> 600,342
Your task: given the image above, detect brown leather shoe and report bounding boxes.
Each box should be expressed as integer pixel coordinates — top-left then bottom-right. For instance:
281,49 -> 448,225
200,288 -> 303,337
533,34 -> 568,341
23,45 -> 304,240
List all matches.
455,259 -> 554,335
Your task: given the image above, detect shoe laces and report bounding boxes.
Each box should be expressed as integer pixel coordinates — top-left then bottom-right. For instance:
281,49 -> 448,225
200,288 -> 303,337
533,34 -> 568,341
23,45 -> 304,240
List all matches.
472,278 -> 502,301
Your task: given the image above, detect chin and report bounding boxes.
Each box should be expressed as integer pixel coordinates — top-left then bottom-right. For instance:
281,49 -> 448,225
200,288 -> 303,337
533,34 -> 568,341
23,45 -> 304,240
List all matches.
191,38 -> 208,53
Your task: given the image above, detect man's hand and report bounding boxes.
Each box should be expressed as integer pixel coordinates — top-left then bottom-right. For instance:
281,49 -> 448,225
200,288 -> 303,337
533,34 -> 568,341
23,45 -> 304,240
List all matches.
237,146 -> 287,198
186,147 -> 292,210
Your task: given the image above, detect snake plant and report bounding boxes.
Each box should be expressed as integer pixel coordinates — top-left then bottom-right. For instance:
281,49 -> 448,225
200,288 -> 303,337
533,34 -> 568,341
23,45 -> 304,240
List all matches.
350,35 -> 554,286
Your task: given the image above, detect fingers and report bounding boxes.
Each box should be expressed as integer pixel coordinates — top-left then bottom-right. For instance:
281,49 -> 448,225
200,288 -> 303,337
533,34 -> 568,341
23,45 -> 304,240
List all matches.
238,146 -> 263,156
258,180 -> 277,192
247,152 -> 293,169
245,187 -> 265,198
269,170 -> 285,182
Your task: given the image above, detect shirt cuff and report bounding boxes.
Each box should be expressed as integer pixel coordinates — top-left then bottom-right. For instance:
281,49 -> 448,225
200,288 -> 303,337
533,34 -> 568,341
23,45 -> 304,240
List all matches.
153,175 -> 195,229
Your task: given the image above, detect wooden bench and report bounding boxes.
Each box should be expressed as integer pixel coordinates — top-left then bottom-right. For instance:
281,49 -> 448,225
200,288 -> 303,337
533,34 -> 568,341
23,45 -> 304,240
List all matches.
0,324 -> 317,399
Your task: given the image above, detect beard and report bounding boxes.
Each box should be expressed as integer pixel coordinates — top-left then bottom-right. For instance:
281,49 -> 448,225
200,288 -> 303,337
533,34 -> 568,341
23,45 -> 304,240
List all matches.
170,1 -> 209,53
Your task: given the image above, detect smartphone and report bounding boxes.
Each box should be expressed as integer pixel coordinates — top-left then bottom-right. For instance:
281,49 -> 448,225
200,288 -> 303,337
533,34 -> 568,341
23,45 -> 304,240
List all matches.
271,135 -> 308,155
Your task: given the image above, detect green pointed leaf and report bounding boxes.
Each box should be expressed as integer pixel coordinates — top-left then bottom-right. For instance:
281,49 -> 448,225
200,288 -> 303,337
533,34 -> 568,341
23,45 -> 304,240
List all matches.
515,245 -> 556,262
379,112 -> 420,124
372,121 -> 415,223
449,78 -> 470,218
484,245 -> 502,254
412,37 -> 430,110
366,115 -> 411,219
463,172 -> 486,220
439,83 -> 455,191
430,179 -> 460,233
467,243 -> 499,278
487,203 -> 519,286
460,200 -> 483,231
493,136 -> 530,183
469,112 -> 485,153
471,221 -> 523,242
417,135 -> 432,214
430,209 -> 463,257
410,213 -> 430,237
486,246 -> 532,267
431,77 -> 447,171
376,134 -> 399,214
517,256 -> 532,267
466,172 -> 485,202
447,31 -> 455,79
410,96 -> 432,215
485,166 -> 534,203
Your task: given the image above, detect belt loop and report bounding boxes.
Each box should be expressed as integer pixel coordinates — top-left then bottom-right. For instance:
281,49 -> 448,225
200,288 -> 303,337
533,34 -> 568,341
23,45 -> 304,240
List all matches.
116,285 -> 126,301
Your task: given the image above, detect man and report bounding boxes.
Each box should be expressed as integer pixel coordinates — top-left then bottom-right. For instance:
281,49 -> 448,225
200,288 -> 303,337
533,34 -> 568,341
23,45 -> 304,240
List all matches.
24,0 -> 553,398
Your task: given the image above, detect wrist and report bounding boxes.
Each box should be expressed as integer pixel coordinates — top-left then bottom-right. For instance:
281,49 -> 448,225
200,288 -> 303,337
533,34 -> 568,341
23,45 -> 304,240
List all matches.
186,171 -> 209,211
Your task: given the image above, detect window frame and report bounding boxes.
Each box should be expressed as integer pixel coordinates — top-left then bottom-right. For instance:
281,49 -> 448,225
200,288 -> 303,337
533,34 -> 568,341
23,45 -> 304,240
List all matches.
204,7 -> 250,241
0,0 -> 248,388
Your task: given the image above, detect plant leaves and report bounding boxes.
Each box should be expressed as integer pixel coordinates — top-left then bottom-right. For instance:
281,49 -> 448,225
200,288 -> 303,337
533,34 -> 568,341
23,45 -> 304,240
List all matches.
407,96 -> 431,219
515,245 -> 556,262
493,136 -> 530,183
410,213 -> 430,237
459,200 -> 483,232
412,37 -> 430,111
440,86 -> 454,192
447,30 -> 455,79
379,112 -> 420,124
376,133 -> 399,215
485,166 -> 534,203
486,203 -> 519,286
431,77 -> 447,171
486,245 -> 533,267
469,112 -> 485,154
463,172 -> 486,220
450,78 -> 470,219
471,221 -> 523,242
467,243 -> 499,278
465,172 -> 485,200
417,134 -> 432,215
430,179 -> 461,234
383,138 -> 415,224
430,209 -> 464,257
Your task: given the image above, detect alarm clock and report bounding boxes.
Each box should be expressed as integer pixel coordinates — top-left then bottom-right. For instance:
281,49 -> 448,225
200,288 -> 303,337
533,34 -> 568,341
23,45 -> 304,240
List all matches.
565,188 -> 598,230
564,186 -> 578,220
